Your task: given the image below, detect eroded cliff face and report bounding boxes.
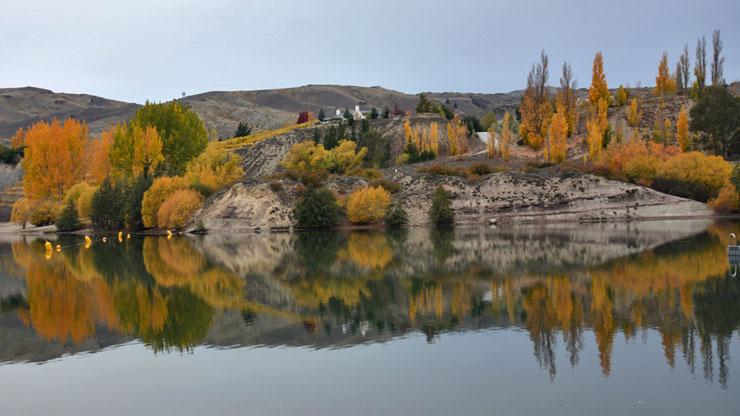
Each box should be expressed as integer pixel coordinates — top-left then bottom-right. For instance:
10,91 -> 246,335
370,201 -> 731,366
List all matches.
191,168 -> 712,232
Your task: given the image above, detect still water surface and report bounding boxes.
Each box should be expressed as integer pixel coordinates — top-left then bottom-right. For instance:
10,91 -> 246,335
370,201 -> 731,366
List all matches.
0,220 -> 739,415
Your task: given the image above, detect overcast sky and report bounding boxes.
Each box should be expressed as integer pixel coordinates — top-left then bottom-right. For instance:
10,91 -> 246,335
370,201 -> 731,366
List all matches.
1,0 -> 737,103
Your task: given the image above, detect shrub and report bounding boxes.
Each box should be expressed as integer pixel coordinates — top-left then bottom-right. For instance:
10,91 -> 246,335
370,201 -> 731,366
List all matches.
395,153 -> 410,166
651,177 -> 714,202
157,189 -> 204,229
29,199 -> 61,227
90,179 -> 127,230
55,199 -> 81,232
281,140 -> 368,183
709,184 -> 740,213
468,163 -> 493,176
657,151 -> 731,199
385,204 -> 409,228
294,187 -> 344,229
184,147 -> 244,196
370,178 -> 401,194
141,176 -> 190,228
346,186 -> 391,224
268,181 -> 284,192
624,155 -> 661,186
429,185 -> 454,227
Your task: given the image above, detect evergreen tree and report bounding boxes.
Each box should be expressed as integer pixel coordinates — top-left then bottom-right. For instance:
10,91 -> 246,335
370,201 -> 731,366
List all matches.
370,108 -> 379,119
294,187 -> 344,228
318,108 -> 326,122
385,204 -> 408,228
343,108 -> 352,120
323,125 -> 339,150
429,186 -> 454,227
382,107 -> 390,118
312,127 -> 322,144
234,122 -> 252,138
90,179 -> 127,230
55,199 -> 81,232
361,118 -> 370,134
127,174 -> 153,231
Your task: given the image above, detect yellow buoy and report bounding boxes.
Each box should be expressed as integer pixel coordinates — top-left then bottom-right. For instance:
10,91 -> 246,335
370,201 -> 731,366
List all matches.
55,244 -> 61,252
166,230 -> 173,239
118,231 -> 123,243
44,241 -> 53,260
126,233 -> 131,239
84,236 -> 92,249
102,237 -> 107,243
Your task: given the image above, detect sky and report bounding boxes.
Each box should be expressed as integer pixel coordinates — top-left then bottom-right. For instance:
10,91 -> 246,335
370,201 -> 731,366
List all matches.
0,0 -> 738,103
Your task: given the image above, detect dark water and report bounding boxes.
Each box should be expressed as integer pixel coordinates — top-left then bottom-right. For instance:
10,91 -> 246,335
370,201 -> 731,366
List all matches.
1,220 -> 739,415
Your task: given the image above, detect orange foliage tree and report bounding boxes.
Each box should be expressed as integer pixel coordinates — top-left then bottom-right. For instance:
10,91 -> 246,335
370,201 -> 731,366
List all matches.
20,118 -> 89,201
654,52 -> 677,97
519,51 -> 551,150
546,106 -> 568,163
157,189 -> 204,229
346,186 -> 391,224
87,131 -> 112,184
676,106 -> 690,151
141,176 -> 191,228
446,116 -> 468,156
588,52 -> 610,107
586,99 -> 608,160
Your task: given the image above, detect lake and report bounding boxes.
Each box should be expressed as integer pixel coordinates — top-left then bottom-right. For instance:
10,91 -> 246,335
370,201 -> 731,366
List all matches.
1,220 -> 739,415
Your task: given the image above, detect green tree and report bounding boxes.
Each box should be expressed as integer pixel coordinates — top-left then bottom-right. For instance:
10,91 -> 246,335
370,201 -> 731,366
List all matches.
133,100 -> 208,175
429,185 -> 454,227
127,174 -> 153,231
689,86 -> 740,158
382,107 -> 390,118
318,108 -> 326,122
234,122 -> 252,138
55,199 -> 81,232
323,125 -> 339,150
90,179 -> 128,230
416,93 -> 442,114
294,187 -> 344,228
385,204 -> 408,228
370,108 -> 379,119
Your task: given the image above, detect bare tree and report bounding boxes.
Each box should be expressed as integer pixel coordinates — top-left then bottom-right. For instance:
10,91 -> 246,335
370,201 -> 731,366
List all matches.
675,44 -> 690,93
559,62 -> 578,134
711,30 -> 725,86
694,36 -> 706,90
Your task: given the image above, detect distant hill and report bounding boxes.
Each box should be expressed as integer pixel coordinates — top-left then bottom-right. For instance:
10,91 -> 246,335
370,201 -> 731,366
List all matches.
0,85 -> 527,141
0,87 -> 140,140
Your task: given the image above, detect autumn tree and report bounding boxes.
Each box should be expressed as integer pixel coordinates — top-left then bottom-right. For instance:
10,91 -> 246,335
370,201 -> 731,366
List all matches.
157,189 -> 204,229
346,186 -> 391,224
546,106 -> 568,163
109,123 -> 164,180
676,106 -> 690,152
615,85 -> 628,107
141,176 -> 190,228
519,51 -> 551,150
500,112 -> 513,161
588,52 -> 610,107
627,98 -> 641,128
711,30 -> 725,87
86,131 -> 112,185
133,100 -> 208,176
654,52 -> 676,97
184,147 -> 244,196
558,62 -> 578,135
676,44 -> 690,94
446,116 -> 469,155
21,118 -> 88,201
586,99 -> 608,160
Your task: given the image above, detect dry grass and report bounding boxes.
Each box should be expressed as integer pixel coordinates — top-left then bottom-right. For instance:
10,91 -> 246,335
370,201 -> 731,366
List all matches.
210,122 -> 315,152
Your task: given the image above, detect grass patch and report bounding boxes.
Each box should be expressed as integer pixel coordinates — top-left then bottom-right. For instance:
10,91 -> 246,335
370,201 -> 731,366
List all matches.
210,122 -> 315,152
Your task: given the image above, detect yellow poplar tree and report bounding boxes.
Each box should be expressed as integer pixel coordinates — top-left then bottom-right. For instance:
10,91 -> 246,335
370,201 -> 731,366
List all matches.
500,112 -> 513,161
586,99 -> 608,160
429,121 -> 439,155
654,52 -> 677,97
627,98 -> 641,127
589,52 -> 610,107
547,106 -> 568,163
132,125 -> 164,178
676,106 -> 690,151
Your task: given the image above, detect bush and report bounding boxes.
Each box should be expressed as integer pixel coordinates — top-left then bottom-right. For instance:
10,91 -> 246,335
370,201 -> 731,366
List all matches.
281,140 -> 367,183
346,186 -> 391,224
90,179 -> 128,230
184,147 -> 244,196
55,199 -> 81,232
709,184 -> 740,213
0,144 -> 22,164
268,181 -> 284,192
157,189 -> 204,230
141,176 -> 190,228
294,187 -> 344,229
370,178 -> 401,194
29,199 -> 61,227
657,151 -> 731,199
651,177 -> 714,202
385,204 -> 409,228
429,185 -> 454,227
468,163 -> 493,176
624,155 -> 661,186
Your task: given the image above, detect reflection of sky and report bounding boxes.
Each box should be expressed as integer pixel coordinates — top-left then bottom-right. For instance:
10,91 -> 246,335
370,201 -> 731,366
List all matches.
1,329 -> 738,415
1,0 -> 738,102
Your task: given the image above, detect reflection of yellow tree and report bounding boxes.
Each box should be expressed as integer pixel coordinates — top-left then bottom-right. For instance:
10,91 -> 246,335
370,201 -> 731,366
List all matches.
590,277 -> 615,376
143,237 -> 206,287
338,233 -> 392,270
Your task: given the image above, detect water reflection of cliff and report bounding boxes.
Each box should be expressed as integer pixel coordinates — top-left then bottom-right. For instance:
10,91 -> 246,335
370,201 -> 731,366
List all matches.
1,219 -> 738,387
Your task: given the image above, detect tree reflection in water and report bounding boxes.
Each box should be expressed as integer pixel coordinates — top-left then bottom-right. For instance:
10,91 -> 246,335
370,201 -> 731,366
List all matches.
1,220 -> 739,387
